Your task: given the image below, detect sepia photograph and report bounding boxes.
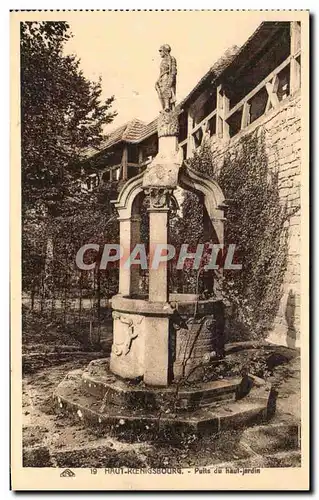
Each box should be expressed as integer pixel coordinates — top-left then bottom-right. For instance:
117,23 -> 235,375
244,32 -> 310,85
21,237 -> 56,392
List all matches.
10,10 -> 309,490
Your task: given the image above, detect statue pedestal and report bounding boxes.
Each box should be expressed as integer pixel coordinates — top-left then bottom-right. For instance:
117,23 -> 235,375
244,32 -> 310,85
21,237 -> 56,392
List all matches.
109,109 -> 226,387
157,109 -> 179,137
143,111 -> 183,190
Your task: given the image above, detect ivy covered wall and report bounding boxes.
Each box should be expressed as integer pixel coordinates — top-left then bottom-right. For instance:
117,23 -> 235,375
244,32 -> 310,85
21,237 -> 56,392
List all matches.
182,92 -> 301,348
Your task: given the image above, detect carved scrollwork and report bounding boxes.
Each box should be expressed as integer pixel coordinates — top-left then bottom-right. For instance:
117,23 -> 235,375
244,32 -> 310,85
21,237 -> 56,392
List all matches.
157,109 -> 179,138
144,187 -> 173,209
112,312 -> 144,356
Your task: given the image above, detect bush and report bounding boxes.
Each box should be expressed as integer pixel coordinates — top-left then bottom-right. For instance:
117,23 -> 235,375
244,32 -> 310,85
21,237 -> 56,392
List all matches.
181,132 -> 298,340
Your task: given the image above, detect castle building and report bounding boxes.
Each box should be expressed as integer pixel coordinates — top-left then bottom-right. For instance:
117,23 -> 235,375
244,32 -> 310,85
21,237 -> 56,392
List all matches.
80,21 -> 302,347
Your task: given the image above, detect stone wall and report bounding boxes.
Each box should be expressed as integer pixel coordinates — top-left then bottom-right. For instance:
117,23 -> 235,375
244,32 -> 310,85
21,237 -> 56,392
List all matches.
207,91 -> 301,348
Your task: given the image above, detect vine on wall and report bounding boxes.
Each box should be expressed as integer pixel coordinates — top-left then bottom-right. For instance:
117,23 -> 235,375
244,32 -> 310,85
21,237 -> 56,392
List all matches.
181,132 -> 298,340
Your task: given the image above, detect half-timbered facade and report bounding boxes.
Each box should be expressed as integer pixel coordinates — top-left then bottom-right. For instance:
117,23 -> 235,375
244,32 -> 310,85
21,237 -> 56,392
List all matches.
79,21 -> 302,347
80,21 -> 301,186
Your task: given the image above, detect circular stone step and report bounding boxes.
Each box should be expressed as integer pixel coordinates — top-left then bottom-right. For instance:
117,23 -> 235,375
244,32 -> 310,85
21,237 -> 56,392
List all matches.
81,359 -> 241,412
54,360 -> 273,441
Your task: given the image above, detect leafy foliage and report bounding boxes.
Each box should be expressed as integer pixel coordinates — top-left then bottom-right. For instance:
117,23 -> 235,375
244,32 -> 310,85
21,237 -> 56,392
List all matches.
21,21 -> 116,214
179,133 -> 298,339
167,143 -> 214,293
21,22 -> 118,340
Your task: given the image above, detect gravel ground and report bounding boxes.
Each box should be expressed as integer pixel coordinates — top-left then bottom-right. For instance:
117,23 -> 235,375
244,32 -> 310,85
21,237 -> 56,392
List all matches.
22,350 -> 301,468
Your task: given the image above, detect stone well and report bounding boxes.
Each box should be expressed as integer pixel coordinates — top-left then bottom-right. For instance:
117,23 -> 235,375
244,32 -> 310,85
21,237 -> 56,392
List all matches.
108,109 -> 226,387
54,116 -> 274,438
110,293 -> 225,384
54,67 -> 275,437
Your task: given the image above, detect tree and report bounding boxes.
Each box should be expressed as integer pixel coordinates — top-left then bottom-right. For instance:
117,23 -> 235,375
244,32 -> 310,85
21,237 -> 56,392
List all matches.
21,21 -> 117,215
179,134 -> 296,340
21,21 -> 118,316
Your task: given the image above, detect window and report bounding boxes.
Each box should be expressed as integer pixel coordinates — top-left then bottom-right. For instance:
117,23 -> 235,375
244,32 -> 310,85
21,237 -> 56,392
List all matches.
178,111 -> 188,142
227,109 -> 242,138
86,174 -> 99,191
127,165 -> 139,179
203,93 -> 216,117
102,171 -> 111,182
140,135 -> 158,162
127,144 -> 139,164
207,115 -> 216,136
277,65 -> 290,102
181,143 -> 187,160
249,87 -> 268,124
193,127 -> 203,148
228,26 -> 290,109
190,89 -> 217,128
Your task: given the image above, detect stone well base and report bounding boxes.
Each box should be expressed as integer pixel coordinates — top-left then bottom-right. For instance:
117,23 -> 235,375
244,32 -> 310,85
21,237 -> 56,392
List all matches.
54,359 -> 274,440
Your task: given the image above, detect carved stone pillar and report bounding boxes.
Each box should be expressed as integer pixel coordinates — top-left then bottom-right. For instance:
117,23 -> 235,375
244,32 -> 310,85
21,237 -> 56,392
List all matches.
143,316 -> 170,386
130,215 -> 141,296
142,187 -> 173,386
118,214 -> 141,296
118,218 -> 131,296
145,187 -> 173,303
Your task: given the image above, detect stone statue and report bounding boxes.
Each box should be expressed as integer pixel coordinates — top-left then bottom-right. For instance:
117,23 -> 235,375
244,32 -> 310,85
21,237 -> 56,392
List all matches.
155,44 -> 177,112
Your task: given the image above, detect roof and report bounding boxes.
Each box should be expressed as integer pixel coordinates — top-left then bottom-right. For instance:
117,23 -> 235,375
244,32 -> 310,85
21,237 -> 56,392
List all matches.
100,118 -> 147,148
178,45 -> 240,110
138,118 -> 158,142
79,118 -> 158,161
81,21 -> 289,162
89,43 -> 240,153
221,21 -> 290,83
178,21 -> 289,109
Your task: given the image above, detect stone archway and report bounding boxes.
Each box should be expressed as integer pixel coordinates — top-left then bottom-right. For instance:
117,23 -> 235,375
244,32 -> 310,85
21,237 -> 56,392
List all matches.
110,110 -> 227,385
178,163 -> 226,244
112,172 -> 144,297
113,170 -> 181,299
